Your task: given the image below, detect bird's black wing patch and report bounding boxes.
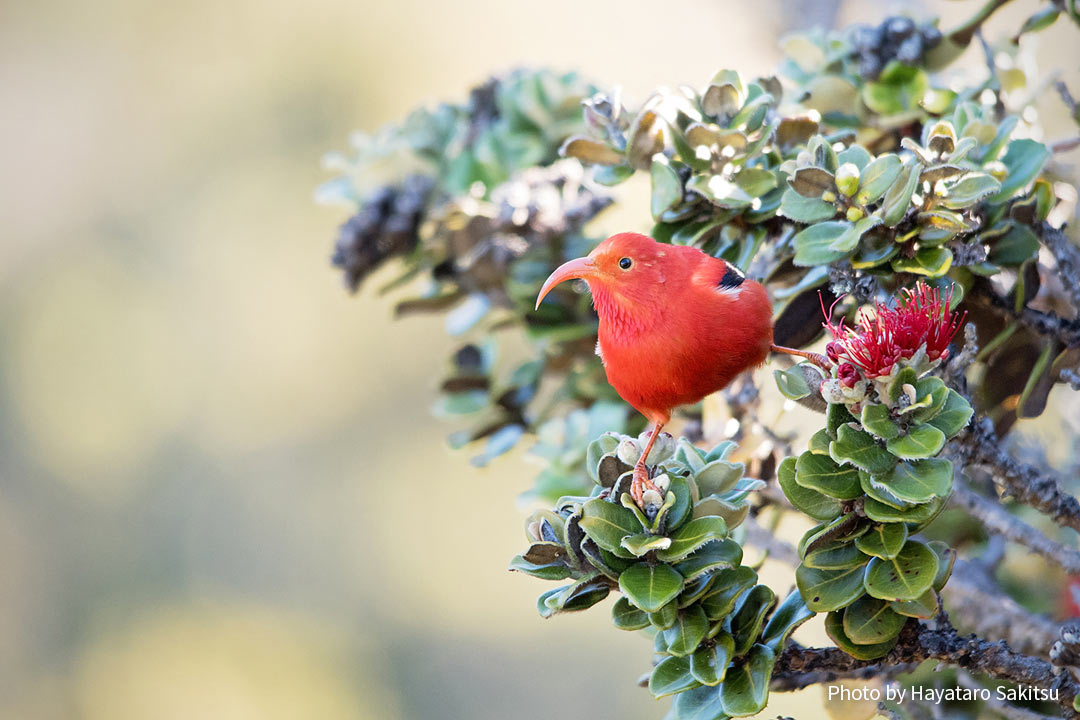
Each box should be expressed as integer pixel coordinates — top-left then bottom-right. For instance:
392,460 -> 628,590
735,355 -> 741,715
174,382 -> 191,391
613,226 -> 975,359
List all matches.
718,263 -> 745,290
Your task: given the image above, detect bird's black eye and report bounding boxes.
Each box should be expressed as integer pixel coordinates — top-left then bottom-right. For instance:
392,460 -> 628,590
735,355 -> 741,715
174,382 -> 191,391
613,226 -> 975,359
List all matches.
619,257 -> 632,270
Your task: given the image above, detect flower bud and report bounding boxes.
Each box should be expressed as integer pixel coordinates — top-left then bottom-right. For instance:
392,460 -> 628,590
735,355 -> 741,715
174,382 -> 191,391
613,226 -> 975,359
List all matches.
822,190 -> 837,203
616,438 -> 642,466
845,206 -> 864,222
641,489 -> 664,511
826,341 -> 844,363
640,431 -> 675,464
652,473 -> 671,493
838,363 -> 859,388
835,162 -> 860,197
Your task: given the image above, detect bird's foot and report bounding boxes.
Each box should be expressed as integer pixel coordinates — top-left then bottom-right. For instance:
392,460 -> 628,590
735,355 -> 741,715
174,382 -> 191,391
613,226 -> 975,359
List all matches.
630,463 -> 662,509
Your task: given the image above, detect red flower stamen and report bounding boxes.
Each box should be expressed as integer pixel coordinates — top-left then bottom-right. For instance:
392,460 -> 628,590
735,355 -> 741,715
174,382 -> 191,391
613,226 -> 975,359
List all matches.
822,282 -> 966,379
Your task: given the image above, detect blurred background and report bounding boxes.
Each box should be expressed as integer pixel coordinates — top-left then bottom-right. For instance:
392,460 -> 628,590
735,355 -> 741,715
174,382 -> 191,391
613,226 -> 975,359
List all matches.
1,1 -> 1077,718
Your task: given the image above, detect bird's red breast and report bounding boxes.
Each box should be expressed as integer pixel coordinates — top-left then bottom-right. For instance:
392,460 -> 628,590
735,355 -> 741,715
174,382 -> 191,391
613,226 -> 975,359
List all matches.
536,232 -> 774,425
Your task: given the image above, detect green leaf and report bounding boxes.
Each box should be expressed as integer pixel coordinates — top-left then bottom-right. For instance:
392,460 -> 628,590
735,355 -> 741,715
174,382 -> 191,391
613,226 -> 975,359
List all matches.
620,562 -> 685,613
779,188 -> 837,223
509,553 -> 573,581
854,523 -> 908,559
650,599 -> 679,630
891,589 -> 940,619
928,540 -> 956,591
665,475 -> 695,531
612,596 -> 651,630
794,451 -> 861,500
863,540 -> 939,601
690,639 -> 731,686
543,575 -> 611,613
942,173 -> 1001,209
672,684 -> 726,720
824,609 -> 898,660
887,367 -> 918,404
910,376 -> 949,423
862,495 -> 942,525
989,139 -> 1051,203
735,167 -> 778,197
826,402 -> 855,436
858,153 -> 902,203
886,424 -> 946,459
989,223 -> 1039,266
796,563 -> 867,612
622,533 -> 673,557
730,585 -> 777,655
701,566 -> 758,620
860,404 -> 900,440
928,390 -> 972,437
837,145 -> 872,170
843,594 -> 907,645
773,366 -> 811,400
695,460 -> 744,497
830,425 -> 897,475
665,605 -> 711,656
560,135 -> 625,165
719,644 -> 774,717
809,429 -> 832,455
804,542 -> 868,569
859,470 -> 914,510
658,516 -> 729,562
761,590 -> 814,651
881,157 -> 920,226
880,459 -> 953,503
580,497 -> 642,555
651,156 -> 684,219
798,514 -> 865,557
891,247 -> 954,277
687,174 -> 754,210
790,166 -> 835,198
674,539 -> 744,581
649,655 -> 699,698
792,221 -> 856,266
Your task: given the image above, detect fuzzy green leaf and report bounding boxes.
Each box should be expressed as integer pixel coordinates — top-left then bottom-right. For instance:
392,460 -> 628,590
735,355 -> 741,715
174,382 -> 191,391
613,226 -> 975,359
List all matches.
580,498 -> 642,555
830,425 -> 897,474
611,596 -> 651,630
854,523 -> 908,560
796,563 -> 867,612
674,539 -> 744,581
649,655 -> 699,698
886,424 -> 946,459
719,644 -> 774,717
620,562 -> 685,613
843,594 -> 907,645
658,516 -> 729,562
863,540 -> 939,601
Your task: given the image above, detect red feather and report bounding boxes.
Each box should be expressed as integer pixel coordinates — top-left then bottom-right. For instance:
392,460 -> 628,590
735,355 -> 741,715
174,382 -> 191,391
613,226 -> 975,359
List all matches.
537,232 -> 773,425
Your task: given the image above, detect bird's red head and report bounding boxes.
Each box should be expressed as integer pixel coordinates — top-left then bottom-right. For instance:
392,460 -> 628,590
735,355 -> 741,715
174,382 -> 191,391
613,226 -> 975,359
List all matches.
535,232 -> 670,310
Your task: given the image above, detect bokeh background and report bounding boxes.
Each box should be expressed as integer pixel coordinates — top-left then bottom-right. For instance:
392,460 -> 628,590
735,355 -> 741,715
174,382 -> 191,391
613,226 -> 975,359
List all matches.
2,1 -> 1078,718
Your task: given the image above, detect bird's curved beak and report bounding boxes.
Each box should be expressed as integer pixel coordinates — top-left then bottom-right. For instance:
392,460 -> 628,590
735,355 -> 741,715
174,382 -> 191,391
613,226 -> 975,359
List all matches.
535,256 -> 596,310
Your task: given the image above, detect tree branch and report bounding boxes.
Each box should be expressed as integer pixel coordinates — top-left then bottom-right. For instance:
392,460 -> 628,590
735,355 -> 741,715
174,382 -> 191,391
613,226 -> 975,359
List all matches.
772,619 -> 1080,717
951,479 -> 1080,574
1040,223 -> 1080,315
949,417 -> 1080,534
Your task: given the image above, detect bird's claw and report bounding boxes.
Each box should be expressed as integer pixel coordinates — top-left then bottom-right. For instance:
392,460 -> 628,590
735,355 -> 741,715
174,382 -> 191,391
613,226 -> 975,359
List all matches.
630,464 -> 661,509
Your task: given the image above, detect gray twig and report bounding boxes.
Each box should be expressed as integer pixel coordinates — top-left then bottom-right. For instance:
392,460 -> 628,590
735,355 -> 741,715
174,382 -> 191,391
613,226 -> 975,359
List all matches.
773,620 -> 1080,718
951,479 -> 1080,573
950,417 -> 1080,534
1040,223 -> 1080,314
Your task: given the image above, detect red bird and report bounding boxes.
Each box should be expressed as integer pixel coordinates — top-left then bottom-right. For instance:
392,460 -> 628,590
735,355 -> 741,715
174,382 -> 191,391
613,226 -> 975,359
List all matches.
535,232 -> 821,506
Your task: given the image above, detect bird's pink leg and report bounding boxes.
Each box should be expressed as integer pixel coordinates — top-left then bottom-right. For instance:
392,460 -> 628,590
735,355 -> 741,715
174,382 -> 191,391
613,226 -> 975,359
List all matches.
631,423 -> 665,508
770,344 -> 831,370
